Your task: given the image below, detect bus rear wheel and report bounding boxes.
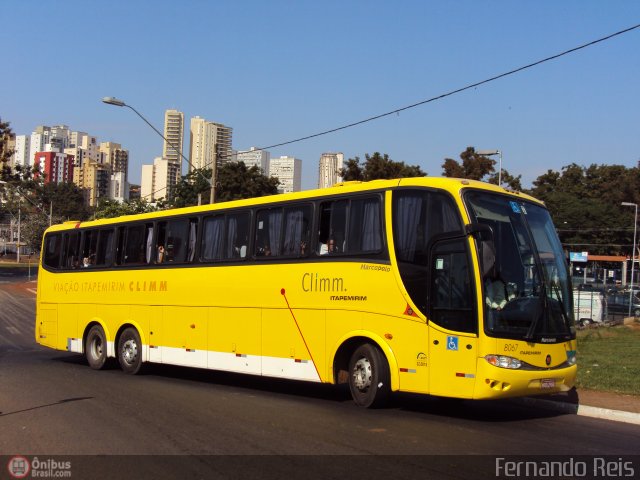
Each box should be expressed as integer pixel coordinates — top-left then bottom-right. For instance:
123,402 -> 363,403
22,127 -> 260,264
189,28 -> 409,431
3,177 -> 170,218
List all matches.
118,327 -> 143,375
348,343 -> 390,408
85,325 -> 108,370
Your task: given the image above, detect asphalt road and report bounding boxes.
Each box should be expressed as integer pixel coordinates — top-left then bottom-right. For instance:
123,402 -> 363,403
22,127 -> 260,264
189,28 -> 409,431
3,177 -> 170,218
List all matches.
1,275 -> 639,479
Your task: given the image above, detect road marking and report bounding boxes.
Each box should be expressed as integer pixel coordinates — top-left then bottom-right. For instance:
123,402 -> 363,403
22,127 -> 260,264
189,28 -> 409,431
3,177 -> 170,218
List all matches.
27,288 -> 37,295
6,326 -> 20,334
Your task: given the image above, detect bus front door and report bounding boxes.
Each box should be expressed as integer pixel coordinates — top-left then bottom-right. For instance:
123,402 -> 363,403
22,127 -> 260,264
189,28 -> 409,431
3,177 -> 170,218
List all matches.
428,237 -> 478,398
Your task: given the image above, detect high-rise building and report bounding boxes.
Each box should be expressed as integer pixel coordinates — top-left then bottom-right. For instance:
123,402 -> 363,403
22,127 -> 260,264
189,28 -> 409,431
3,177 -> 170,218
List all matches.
189,116 -> 216,171
318,152 -> 344,188
163,109 -> 184,173
13,135 -> 30,169
189,116 -> 233,170
140,157 -> 180,202
73,160 -> 109,207
99,142 -> 129,202
236,147 -> 270,174
34,152 -> 74,184
269,156 -> 302,194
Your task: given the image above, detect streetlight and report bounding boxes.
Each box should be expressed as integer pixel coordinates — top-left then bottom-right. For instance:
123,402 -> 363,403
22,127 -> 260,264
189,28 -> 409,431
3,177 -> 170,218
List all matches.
101,97 -> 215,204
621,201 -> 638,317
477,149 -> 503,186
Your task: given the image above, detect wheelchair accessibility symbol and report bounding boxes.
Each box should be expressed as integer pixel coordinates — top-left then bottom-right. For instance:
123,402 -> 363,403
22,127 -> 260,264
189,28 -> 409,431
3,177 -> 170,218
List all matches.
446,336 -> 458,351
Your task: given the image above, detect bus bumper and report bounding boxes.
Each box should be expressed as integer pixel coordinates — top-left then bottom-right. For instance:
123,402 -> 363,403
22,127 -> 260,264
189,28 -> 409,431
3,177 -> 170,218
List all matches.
473,360 -> 577,400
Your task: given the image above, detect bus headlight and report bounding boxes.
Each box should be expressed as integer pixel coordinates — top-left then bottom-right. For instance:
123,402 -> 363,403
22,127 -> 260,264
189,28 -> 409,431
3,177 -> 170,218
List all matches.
566,350 -> 577,365
485,355 -> 522,369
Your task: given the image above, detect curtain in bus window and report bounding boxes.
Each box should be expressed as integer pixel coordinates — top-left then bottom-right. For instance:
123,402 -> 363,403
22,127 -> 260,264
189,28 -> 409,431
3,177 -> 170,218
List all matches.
432,195 -> 462,235
167,220 -> 189,263
347,198 -> 381,252
268,210 -> 283,256
283,209 -> 303,255
188,220 -> 197,262
202,217 -> 224,261
394,194 -> 422,262
145,226 -> 154,264
225,216 -> 238,259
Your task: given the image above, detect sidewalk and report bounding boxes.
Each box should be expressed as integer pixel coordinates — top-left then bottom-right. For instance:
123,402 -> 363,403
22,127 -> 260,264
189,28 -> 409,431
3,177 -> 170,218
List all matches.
523,388 -> 640,425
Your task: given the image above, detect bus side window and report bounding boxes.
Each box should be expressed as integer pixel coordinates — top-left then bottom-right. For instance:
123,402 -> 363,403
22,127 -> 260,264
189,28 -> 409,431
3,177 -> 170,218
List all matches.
255,208 -> 282,257
95,229 -> 115,267
81,229 -> 98,267
317,200 -> 347,255
345,197 -> 382,254
43,234 -> 62,269
63,231 -> 81,269
121,224 -> 152,265
282,206 -> 311,257
201,215 -> 225,261
226,212 -> 249,260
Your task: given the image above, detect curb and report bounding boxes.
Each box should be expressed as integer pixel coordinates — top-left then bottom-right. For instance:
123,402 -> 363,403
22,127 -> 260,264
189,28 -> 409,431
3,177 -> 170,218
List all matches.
518,397 -> 640,425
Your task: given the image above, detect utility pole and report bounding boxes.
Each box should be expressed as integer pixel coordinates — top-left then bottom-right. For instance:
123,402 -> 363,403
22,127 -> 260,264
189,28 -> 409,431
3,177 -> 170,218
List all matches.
16,198 -> 21,264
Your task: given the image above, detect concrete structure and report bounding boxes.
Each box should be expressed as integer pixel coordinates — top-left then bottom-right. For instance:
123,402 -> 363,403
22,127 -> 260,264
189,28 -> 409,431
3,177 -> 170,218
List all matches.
318,152 -> 344,188
110,171 -> 128,203
34,151 -> 74,184
236,147 -> 270,174
12,135 -> 30,170
73,160 -> 109,207
269,156 -> 302,194
140,157 -> 180,202
163,109 -> 184,172
189,116 -> 216,171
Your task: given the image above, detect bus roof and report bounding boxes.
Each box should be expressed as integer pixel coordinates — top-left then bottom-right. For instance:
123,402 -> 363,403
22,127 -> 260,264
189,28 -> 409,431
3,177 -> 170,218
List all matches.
44,177 -> 541,233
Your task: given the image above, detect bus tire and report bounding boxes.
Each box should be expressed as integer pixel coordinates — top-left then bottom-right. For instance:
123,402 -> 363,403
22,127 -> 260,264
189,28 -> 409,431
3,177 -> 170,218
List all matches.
117,327 -> 143,375
348,343 -> 390,408
85,325 -> 108,370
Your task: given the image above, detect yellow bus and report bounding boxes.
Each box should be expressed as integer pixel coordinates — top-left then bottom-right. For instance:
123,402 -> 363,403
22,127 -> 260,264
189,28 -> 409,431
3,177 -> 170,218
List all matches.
36,178 -> 576,407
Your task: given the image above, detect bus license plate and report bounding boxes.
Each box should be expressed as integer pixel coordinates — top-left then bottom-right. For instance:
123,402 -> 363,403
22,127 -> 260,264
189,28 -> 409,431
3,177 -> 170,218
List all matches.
540,378 -> 556,389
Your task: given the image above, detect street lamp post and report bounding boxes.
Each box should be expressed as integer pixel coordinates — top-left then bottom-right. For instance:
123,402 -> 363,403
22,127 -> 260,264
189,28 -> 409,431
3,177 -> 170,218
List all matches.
477,149 -> 502,186
621,202 -> 638,317
101,97 -> 215,204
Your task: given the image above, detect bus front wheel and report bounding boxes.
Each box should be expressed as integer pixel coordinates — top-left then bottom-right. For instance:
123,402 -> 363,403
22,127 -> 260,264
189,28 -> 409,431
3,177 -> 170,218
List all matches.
85,325 -> 108,370
118,327 -> 143,375
348,343 -> 390,408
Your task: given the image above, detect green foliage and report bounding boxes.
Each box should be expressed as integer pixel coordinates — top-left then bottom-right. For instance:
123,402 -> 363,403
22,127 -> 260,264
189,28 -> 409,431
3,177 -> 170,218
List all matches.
0,118 -> 15,180
528,163 -> 640,256
171,163 -> 279,207
94,198 -> 161,219
172,167 -> 214,208
340,152 -> 426,181
216,162 -> 279,202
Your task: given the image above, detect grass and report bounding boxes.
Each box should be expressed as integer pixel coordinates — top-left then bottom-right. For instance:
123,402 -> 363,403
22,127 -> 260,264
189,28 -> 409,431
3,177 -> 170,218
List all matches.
576,325 -> 640,395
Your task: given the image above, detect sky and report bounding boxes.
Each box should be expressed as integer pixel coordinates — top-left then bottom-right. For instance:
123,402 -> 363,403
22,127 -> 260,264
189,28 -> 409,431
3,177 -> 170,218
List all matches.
2,0 -> 639,192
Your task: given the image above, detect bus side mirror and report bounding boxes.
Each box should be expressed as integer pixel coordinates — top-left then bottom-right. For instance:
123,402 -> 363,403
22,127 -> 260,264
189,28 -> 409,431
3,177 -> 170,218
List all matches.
465,223 -> 497,279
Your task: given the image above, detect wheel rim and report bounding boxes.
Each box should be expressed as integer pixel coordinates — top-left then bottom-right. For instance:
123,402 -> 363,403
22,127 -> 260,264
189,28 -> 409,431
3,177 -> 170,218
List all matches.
352,356 -> 372,391
121,338 -> 138,366
90,336 -> 103,360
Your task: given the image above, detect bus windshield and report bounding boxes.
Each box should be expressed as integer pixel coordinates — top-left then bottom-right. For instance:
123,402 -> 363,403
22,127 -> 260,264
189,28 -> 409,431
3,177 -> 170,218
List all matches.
464,191 -> 575,342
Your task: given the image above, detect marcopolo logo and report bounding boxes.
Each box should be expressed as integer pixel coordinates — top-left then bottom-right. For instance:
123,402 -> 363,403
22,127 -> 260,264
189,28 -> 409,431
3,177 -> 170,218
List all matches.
7,456 -> 72,478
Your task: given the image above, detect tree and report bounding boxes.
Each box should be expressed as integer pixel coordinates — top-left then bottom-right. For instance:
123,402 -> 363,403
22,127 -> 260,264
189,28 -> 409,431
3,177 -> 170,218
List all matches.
340,152 -> 426,181
442,147 -> 495,181
216,162 -> 279,202
528,163 -> 640,256
172,168 -> 214,208
0,118 -> 15,181
94,198 -> 160,219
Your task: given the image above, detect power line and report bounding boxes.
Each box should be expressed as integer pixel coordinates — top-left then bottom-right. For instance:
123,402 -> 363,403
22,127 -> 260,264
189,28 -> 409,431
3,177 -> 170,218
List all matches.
256,23 -> 640,152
